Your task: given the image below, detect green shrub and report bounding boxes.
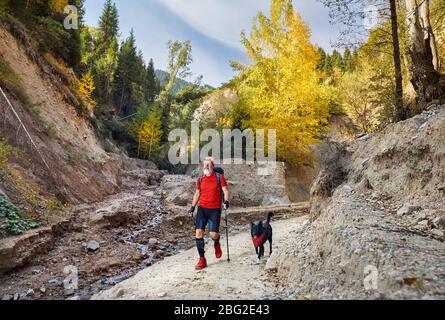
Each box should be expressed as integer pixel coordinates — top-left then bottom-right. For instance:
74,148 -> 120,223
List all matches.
0,139 -> 19,181
36,16 -> 81,67
0,197 -> 39,235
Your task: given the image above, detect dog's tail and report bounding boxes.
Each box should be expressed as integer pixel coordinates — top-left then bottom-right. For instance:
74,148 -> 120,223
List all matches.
267,212 -> 274,223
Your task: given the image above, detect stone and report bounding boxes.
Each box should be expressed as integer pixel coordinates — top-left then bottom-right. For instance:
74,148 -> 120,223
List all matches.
114,287 -> 125,298
149,238 -> 158,245
157,292 -> 167,298
397,204 -> 421,217
86,240 -> 100,252
433,216 -> 445,229
148,238 -> 159,249
417,220 -> 429,227
48,279 -> 63,286
265,251 -> 279,272
350,240 -> 361,252
2,295 -> 13,301
370,192 -> 380,200
431,229 -> 444,237
26,289 -> 34,296
31,268 -> 41,275
154,250 -> 164,259
39,286 -> 46,293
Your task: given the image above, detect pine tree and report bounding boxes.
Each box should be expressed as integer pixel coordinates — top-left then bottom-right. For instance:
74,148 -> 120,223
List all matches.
317,47 -> 327,71
343,48 -> 354,72
88,0 -> 119,103
113,30 -> 146,116
97,0 -> 119,49
146,59 -> 160,102
330,50 -> 344,70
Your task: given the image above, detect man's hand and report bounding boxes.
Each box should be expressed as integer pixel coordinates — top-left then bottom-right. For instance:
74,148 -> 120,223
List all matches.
223,200 -> 230,210
188,206 -> 196,218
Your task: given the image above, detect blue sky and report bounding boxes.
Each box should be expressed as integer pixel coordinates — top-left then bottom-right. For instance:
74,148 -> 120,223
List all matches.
84,0 -> 341,87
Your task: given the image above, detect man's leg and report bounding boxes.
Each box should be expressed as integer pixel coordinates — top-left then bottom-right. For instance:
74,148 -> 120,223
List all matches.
194,207 -> 208,269
209,208 -> 222,259
195,229 -> 205,257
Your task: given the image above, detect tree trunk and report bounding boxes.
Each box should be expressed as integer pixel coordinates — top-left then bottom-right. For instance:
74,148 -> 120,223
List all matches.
390,0 -> 406,122
419,0 -> 440,71
405,0 -> 440,105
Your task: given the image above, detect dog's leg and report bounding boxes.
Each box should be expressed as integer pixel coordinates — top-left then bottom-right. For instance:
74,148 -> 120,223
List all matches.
269,239 -> 273,255
257,245 -> 263,264
260,245 -> 265,259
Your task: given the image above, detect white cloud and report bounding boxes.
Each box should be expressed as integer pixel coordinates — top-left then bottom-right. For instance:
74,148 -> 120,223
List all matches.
153,0 -> 269,50
153,0 -> 339,52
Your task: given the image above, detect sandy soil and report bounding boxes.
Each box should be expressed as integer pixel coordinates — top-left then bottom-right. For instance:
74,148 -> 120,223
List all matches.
92,216 -> 308,300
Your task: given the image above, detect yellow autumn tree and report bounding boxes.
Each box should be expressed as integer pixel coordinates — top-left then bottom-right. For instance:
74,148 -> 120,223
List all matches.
48,0 -> 69,15
129,105 -> 163,159
234,0 -> 331,164
78,72 -> 96,110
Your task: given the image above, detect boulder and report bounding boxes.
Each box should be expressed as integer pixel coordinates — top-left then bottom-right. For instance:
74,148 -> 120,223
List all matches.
161,175 -> 196,207
86,240 -> 100,252
397,204 -> 421,217
0,227 -> 54,275
265,251 -> 279,272
186,160 -> 299,207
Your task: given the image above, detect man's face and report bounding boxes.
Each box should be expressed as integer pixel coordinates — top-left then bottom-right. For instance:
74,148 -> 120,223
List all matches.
202,161 -> 213,175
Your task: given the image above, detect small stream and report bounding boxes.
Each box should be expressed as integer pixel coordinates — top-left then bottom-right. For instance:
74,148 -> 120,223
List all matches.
80,198 -> 190,298
121,198 -> 165,256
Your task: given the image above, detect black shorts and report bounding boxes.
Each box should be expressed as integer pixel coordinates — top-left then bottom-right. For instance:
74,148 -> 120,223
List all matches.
195,207 -> 221,233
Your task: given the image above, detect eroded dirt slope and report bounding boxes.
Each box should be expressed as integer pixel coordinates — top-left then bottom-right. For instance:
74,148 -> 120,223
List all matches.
273,106 -> 445,299
0,22 -> 122,204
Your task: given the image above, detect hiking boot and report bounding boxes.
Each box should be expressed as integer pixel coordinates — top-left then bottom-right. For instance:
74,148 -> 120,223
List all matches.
195,257 -> 207,270
214,243 -> 222,259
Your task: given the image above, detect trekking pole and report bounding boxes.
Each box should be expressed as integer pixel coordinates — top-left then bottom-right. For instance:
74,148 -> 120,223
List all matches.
224,209 -> 230,262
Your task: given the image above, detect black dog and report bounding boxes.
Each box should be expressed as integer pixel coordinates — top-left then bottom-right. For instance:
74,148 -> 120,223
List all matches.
251,212 -> 273,264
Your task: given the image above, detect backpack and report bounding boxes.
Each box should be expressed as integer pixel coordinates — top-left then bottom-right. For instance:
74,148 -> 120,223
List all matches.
198,166 -> 225,204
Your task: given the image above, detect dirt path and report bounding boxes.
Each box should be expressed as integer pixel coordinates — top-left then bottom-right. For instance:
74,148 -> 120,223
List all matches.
92,215 -> 308,300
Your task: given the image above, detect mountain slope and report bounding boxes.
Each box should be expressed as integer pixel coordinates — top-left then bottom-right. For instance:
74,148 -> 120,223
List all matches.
0,20 -> 122,204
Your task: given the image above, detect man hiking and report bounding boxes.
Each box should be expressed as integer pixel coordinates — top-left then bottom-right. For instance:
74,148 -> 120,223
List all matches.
188,157 -> 230,270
